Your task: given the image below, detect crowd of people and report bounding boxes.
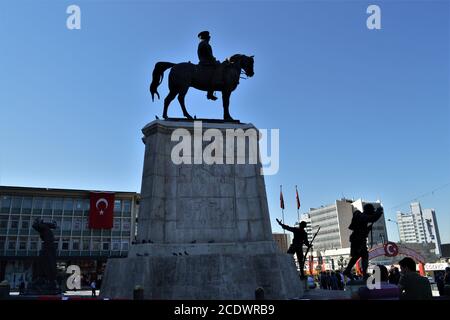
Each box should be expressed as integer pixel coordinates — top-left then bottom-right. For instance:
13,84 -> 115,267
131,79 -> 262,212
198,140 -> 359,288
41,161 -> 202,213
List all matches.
317,271 -> 345,290
310,258 -> 450,300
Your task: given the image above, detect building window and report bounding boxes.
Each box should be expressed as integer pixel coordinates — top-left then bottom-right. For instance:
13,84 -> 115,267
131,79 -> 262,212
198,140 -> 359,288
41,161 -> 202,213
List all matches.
62,218 -> 72,231
63,198 -> 74,213
0,216 -> 8,229
74,199 -> 84,211
113,218 -> 121,231
53,198 -> 63,215
32,197 -> 43,215
11,197 -> 22,214
123,200 -> 131,213
61,238 -> 70,250
0,236 -> 6,250
22,197 -> 32,214
102,242 -> 110,251
73,218 -> 82,231
82,216 -> 90,230
112,239 -> 120,251
114,200 -> 122,213
29,241 -> 37,250
92,239 -> 101,251
83,199 -> 90,212
42,198 -> 53,215
72,239 -> 80,250
122,219 -> 131,231
10,217 -> 19,229
121,241 -> 129,251
19,238 -> 27,250
20,220 -> 29,230
1,195 -> 11,213
7,239 -> 16,250
83,240 -> 90,251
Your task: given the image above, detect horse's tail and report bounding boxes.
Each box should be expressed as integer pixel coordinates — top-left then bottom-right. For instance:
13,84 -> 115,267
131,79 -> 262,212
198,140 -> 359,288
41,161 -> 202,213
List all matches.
149,62 -> 176,101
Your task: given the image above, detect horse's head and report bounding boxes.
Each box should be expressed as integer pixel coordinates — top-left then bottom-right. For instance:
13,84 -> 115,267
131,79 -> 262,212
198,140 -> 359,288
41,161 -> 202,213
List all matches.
229,54 -> 255,77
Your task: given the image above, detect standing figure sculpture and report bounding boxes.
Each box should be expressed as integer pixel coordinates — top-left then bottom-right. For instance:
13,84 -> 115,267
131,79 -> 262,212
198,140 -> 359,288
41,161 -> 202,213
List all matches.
343,204 -> 383,280
29,218 -> 59,293
276,219 -> 310,278
149,31 -> 254,121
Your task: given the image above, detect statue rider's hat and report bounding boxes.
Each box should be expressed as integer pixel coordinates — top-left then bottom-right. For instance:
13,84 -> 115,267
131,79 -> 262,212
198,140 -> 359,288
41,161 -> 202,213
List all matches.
198,31 -> 211,40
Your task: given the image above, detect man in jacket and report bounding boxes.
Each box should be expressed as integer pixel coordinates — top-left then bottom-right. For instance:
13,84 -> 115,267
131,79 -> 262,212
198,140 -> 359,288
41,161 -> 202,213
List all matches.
398,257 -> 433,300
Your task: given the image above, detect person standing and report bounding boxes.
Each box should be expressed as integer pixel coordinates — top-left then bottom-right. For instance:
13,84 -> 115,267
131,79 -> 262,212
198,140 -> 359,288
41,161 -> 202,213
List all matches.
436,271 -> 445,296
445,267 -> 450,285
398,257 -> 433,300
389,266 -> 401,285
90,279 -> 97,298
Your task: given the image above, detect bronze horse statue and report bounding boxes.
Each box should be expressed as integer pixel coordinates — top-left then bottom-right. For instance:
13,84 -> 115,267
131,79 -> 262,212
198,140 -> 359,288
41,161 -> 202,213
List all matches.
149,54 -> 254,121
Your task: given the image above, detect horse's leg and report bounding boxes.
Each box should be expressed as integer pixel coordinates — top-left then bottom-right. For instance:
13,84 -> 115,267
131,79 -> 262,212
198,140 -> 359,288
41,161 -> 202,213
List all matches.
163,90 -> 177,119
177,87 -> 193,119
222,90 -> 233,120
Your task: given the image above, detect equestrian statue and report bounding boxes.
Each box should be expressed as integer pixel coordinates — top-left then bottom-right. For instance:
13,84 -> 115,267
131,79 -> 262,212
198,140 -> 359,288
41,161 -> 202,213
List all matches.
149,31 -> 254,121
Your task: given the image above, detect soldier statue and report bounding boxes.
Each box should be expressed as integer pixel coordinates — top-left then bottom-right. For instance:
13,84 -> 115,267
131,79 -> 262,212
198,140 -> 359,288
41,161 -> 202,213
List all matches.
343,204 -> 383,280
27,218 -> 59,294
276,219 -> 310,278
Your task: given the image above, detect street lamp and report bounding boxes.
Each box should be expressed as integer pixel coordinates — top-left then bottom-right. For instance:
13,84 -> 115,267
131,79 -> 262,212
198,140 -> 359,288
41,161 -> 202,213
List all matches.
387,219 -> 400,243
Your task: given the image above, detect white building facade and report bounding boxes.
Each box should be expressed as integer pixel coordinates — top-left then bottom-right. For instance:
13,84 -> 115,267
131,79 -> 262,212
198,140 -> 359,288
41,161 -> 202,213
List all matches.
305,198 -> 388,251
397,202 -> 442,256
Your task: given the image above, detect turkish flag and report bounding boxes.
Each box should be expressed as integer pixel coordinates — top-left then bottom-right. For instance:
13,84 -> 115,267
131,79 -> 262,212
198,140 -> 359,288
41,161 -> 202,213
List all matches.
295,188 -> 301,210
89,192 -> 115,229
280,191 -> 285,210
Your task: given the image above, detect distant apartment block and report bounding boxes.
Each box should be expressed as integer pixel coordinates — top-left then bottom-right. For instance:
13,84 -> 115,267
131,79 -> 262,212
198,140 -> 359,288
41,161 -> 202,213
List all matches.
397,202 -> 442,256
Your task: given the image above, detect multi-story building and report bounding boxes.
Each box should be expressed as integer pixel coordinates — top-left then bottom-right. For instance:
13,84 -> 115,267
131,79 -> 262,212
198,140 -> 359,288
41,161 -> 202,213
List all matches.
0,186 -> 139,289
423,209 -> 442,256
397,202 -> 442,256
397,212 -> 418,243
306,198 -> 387,251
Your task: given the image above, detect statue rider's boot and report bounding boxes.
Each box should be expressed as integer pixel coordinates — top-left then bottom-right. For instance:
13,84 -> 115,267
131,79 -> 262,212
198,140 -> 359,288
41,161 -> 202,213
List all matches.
207,90 -> 218,101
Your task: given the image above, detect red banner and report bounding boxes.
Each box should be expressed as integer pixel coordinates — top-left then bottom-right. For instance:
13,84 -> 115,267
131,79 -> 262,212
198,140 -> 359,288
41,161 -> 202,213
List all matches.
309,255 -> 314,275
280,191 -> 285,210
295,188 -> 301,210
418,263 -> 426,276
89,192 -> 115,229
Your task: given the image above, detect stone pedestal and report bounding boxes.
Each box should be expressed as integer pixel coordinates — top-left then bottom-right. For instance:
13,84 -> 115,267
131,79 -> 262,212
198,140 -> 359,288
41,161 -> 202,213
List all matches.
100,120 -> 303,299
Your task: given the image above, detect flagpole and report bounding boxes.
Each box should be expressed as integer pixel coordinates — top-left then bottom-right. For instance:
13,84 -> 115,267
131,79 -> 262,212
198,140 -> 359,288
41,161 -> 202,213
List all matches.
280,185 -> 285,235
296,185 -> 299,223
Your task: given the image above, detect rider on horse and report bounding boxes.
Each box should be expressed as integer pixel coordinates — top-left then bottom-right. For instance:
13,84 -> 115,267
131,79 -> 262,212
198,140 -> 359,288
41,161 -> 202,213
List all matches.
197,31 -> 222,101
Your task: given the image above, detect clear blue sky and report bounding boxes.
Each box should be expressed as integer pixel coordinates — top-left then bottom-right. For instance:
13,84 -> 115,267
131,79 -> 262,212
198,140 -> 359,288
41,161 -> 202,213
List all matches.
0,1 -> 449,243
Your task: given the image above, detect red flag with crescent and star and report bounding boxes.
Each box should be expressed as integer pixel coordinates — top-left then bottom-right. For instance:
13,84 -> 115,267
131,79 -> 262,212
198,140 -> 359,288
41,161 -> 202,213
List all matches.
89,192 -> 115,229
